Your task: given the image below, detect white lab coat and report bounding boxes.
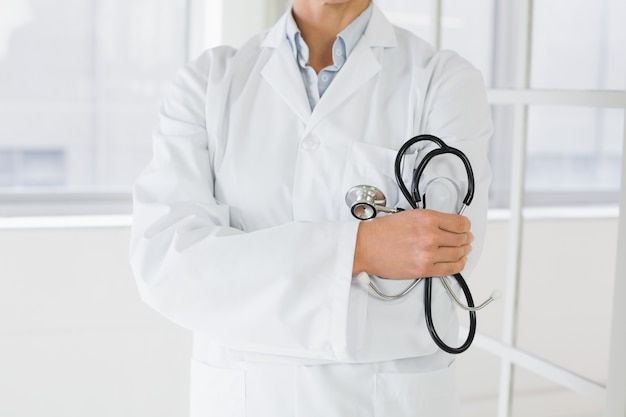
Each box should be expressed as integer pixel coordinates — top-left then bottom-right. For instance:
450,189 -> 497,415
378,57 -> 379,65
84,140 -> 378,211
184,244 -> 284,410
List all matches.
130,4 -> 492,417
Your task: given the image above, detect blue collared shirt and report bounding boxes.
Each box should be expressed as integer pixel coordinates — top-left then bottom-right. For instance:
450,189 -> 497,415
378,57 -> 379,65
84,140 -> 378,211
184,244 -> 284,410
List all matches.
285,3 -> 373,110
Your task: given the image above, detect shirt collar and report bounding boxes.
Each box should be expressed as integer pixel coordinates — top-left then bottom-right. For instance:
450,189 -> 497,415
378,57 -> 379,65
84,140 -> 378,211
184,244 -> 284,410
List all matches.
285,3 -> 373,67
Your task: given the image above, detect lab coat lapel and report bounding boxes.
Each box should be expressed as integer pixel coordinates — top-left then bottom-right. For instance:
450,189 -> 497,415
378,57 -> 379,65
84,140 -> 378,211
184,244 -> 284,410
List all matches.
304,4 -> 396,133
260,17 -> 312,125
305,40 -> 380,132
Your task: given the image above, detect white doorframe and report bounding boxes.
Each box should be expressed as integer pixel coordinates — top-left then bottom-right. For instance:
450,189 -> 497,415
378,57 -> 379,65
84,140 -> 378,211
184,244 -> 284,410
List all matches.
605,79 -> 626,417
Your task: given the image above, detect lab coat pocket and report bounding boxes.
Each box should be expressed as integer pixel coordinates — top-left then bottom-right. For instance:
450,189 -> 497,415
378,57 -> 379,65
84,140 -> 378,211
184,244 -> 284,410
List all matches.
341,141 -> 416,219
375,365 -> 459,417
190,360 -> 245,417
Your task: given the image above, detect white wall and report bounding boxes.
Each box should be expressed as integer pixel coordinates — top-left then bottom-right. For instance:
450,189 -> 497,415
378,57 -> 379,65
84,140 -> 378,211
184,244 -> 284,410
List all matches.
457,216 -> 617,417
0,226 -> 191,417
0,216 -> 617,416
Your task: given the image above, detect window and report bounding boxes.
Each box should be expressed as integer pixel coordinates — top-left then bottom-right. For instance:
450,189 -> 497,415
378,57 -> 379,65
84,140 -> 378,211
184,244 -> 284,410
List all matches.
378,0 -> 626,209
522,0 -> 625,207
0,149 -> 65,187
0,0 -> 188,214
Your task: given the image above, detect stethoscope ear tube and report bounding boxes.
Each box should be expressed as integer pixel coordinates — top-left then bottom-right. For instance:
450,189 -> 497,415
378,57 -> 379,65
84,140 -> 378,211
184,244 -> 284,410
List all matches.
395,135 -> 475,209
394,134 -> 447,209
412,147 -> 475,207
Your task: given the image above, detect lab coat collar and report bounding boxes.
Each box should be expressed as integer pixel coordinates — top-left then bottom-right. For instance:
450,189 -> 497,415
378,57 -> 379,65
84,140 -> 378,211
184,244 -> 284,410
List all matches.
260,4 -> 397,130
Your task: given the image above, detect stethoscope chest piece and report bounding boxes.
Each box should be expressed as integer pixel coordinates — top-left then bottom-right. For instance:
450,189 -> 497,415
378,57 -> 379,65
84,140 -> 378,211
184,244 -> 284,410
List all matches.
345,185 -> 400,220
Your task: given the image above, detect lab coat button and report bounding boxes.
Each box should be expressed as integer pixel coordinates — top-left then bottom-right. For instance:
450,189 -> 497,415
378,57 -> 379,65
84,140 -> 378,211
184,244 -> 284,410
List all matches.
302,136 -> 321,150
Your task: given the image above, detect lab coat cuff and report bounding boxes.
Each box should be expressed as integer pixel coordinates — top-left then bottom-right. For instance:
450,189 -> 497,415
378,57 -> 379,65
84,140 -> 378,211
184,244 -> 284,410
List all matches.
329,220 -> 362,361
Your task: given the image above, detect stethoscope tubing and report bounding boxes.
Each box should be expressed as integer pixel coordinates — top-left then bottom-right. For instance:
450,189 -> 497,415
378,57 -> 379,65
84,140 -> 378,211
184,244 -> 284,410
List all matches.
394,134 -> 475,209
425,273 -> 476,354
394,134 -> 478,354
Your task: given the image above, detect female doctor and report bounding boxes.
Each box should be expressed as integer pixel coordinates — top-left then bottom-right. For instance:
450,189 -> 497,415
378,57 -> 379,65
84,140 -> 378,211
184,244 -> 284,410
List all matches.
129,0 -> 492,416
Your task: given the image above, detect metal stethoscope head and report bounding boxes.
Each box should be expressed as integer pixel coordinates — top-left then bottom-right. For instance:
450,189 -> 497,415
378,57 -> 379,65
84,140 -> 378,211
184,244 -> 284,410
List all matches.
345,185 -> 400,220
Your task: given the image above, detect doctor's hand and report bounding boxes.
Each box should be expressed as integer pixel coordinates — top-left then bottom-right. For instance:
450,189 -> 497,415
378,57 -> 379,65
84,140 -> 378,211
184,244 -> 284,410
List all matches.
352,209 -> 473,280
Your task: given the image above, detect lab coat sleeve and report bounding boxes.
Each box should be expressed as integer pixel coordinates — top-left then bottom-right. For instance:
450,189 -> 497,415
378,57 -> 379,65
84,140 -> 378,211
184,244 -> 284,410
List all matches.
422,51 -> 493,276
129,50 -> 360,362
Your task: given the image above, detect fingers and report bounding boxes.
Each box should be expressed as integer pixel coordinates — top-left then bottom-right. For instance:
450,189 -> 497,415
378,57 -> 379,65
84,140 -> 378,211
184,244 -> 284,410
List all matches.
437,230 -> 473,249
437,211 -> 471,234
436,244 -> 472,263
431,257 -> 468,278
414,240 -> 472,278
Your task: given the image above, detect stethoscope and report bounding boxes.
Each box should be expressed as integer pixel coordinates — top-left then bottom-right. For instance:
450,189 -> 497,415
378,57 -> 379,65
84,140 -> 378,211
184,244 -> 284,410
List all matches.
345,134 -> 498,354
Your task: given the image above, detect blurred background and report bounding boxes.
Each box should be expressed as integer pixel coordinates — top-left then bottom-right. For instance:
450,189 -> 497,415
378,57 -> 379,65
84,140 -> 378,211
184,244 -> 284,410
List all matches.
0,0 -> 624,416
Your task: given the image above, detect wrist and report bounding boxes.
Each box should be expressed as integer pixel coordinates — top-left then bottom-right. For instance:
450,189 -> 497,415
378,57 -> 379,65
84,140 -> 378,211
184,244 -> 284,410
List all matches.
352,221 -> 373,274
